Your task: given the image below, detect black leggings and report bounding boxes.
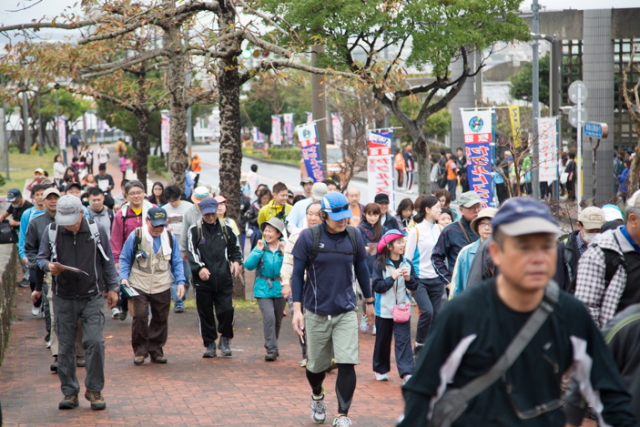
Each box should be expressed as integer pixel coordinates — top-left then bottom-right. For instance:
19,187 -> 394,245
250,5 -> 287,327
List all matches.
306,364 -> 356,415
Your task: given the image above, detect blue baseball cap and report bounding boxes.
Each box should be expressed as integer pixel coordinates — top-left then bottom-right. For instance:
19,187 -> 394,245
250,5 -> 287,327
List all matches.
199,197 -> 219,215
147,207 -> 168,227
321,192 -> 352,221
7,188 -> 21,202
492,197 -> 561,237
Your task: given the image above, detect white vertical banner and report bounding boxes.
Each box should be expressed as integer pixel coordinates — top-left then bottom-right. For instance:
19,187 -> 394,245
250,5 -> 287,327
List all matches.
283,113 -> 294,145
367,130 -> 394,203
331,113 -> 342,147
161,110 -> 171,154
538,117 -> 558,183
57,116 -> 67,149
306,112 -> 313,124
271,115 -> 282,146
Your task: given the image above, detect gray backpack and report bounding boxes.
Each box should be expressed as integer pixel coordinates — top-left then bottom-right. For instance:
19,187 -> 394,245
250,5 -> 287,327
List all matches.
48,218 -> 110,262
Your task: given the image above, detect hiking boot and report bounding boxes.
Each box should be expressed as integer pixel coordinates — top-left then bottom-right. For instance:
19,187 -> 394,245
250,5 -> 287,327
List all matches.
133,355 -> 146,365
58,394 -> 79,410
332,416 -> 352,427
85,391 -> 106,410
203,342 -> 216,358
310,387 -> 327,424
76,356 -> 86,368
219,337 -> 232,357
151,356 -> 167,364
119,310 -> 128,321
50,356 -> 58,374
174,305 -> 184,313
265,353 -> 277,362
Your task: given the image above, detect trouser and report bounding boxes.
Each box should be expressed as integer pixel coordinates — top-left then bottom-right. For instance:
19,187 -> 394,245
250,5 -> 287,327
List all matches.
447,179 -> 457,200
372,316 -> 414,378
431,182 -> 440,194
287,295 -> 307,358
496,183 -> 509,205
121,170 -> 127,181
396,169 -> 404,188
240,233 -> 247,254
170,259 -> 191,307
53,293 -> 105,395
42,282 -> 51,335
405,171 -> 414,191
567,180 -> 575,200
195,286 -> 235,346
21,261 -> 29,282
48,285 -> 84,357
131,288 -> 171,358
29,268 -> 43,308
257,297 -> 286,354
72,146 -> 78,157
412,277 -> 445,344
540,181 -> 550,199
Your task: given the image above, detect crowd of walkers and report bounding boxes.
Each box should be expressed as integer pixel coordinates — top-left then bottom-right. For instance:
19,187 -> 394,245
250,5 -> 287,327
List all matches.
6,146 -> 640,427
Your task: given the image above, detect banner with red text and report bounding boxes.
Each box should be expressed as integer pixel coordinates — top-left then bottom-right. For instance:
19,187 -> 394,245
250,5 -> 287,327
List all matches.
461,109 -> 495,208
538,117 -> 558,183
367,130 -> 394,204
57,117 -> 66,149
271,115 -> 282,146
283,113 -> 294,145
161,110 -> 170,154
331,113 -> 343,147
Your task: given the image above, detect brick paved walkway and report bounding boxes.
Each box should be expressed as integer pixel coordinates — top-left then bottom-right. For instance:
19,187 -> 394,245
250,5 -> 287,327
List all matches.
1,286 -> 404,426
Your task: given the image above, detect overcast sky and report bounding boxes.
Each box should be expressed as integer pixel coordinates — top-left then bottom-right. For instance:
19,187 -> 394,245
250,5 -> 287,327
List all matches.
1,0 -> 638,40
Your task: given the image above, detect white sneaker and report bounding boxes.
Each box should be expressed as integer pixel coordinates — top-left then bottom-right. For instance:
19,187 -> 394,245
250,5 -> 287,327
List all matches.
359,315 -> 369,332
31,305 -> 41,317
111,307 -> 121,319
403,375 -> 412,385
310,387 -> 326,423
46,341 -> 51,349
375,372 -> 389,381
300,358 -> 307,368
332,416 -> 352,427
371,325 -> 377,335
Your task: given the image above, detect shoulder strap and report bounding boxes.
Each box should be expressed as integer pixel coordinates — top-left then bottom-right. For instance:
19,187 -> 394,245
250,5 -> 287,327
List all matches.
346,225 -> 358,264
309,224 -> 321,264
135,228 -> 143,252
87,218 -> 110,262
196,219 -> 203,245
458,220 -> 472,244
166,229 -> 173,251
48,223 -> 59,261
603,233 -> 626,289
456,281 -> 560,403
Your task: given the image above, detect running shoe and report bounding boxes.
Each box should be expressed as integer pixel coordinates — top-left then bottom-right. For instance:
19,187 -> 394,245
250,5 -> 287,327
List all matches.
371,325 -> 377,335
332,416 -> 352,427
111,307 -> 121,319
31,304 -> 41,317
310,387 -> 327,424
375,372 -> 389,381
300,358 -> 307,368
403,375 -> 412,385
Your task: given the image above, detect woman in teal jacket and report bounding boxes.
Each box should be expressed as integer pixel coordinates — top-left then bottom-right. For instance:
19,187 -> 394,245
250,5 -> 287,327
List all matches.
245,217 -> 286,361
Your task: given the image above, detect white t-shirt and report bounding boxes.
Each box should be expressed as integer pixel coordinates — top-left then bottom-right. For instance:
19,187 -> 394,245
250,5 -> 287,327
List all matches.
97,147 -> 109,164
162,201 -> 193,238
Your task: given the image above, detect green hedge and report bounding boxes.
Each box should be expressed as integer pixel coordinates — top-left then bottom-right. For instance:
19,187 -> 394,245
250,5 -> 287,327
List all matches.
148,155 -> 166,174
267,147 -> 301,161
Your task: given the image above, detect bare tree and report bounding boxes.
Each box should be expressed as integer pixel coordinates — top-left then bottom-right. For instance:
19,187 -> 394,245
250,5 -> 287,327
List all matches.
623,42 -> 640,194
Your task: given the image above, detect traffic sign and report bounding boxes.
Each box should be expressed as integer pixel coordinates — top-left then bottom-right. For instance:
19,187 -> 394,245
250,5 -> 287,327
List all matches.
568,106 -> 588,128
583,122 -> 609,139
569,80 -> 588,104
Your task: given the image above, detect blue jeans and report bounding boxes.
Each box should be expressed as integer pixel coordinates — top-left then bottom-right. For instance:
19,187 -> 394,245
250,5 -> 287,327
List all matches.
171,259 -> 192,308
447,179 -> 457,201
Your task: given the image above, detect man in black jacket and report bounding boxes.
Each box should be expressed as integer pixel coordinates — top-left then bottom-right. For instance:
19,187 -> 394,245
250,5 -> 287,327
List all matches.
187,197 -> 243,358
554,206 -> 605,293
36,196 -> 119,411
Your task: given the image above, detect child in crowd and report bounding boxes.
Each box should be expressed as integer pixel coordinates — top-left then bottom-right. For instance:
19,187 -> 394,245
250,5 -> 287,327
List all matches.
371,230 -> 418,384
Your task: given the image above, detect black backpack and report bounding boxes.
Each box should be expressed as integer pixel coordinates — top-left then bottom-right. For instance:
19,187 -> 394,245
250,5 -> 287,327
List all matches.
308,224 -> 358,266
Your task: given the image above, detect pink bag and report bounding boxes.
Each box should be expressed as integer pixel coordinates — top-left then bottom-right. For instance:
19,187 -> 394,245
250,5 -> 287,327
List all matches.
392,280 -> 411,323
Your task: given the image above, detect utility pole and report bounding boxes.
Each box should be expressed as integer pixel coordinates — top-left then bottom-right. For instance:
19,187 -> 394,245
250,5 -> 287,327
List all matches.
311,45 -> 327,176
530,0 -> 541,200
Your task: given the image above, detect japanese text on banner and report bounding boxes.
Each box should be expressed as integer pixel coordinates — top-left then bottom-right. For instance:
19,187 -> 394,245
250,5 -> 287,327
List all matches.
297,123 -> 324,182
367,130 -> 394,203
461,109 -> 495,208
538,117 -> 558,183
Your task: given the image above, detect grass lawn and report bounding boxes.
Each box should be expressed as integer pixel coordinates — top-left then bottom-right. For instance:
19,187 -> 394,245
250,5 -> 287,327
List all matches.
242,149 -> 299,165
0,150 -> 55,195
174,297 -> 259,311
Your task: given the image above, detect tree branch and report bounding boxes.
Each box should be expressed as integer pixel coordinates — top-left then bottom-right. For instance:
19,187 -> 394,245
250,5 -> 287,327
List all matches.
234,0 -> 290,37
0,18 -> 99,33
80,48 -> 167,79
251,58 -> 359,80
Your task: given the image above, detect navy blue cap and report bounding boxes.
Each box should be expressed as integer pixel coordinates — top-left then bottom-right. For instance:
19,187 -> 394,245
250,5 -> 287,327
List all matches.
199,197 -> 219,215
492,197 -> 561,237
147,207 -> 168,227
7,188 -> 21,202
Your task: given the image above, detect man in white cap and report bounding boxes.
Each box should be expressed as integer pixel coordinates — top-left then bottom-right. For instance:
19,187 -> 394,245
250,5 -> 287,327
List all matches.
576,189 -> 640,329
36,195 -> 118,411
285,182 -> 328,234
554,206 -> 606,293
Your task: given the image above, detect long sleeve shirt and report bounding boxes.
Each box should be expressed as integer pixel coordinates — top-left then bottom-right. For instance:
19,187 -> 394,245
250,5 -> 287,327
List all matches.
18,206 -> 45,259
118,230 -> 185,285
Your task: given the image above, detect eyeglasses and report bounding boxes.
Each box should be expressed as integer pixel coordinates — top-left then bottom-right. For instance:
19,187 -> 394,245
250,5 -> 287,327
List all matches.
128,191 -> 144,196
323,203 -> 350,213
306,212 -> 321,218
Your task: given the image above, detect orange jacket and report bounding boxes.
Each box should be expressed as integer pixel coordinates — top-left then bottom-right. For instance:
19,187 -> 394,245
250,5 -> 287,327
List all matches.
394,152 -> 406,171
191,156 -> 201,172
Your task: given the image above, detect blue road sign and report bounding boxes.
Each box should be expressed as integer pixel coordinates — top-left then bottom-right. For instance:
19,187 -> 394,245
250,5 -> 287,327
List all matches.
584,122 -> 608,139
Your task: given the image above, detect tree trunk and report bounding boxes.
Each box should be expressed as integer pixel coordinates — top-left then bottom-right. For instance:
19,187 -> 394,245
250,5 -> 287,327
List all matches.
135,108 -> 150,189
630,124 -> 640,197
217,0 -> 244,299
164,23 -> 188,190
408,124 -> 430,194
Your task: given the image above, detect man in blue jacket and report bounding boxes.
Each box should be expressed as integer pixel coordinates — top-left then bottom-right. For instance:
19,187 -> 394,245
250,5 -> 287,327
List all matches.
431,191 -> 481,284
291,192 -> 374,427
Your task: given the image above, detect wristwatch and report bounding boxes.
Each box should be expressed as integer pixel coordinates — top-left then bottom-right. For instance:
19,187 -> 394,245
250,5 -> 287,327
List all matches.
365,300 -> 374,305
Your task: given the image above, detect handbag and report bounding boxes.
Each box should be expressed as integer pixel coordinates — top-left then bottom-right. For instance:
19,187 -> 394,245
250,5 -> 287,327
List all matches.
429,281 -> 560,427
0,221 -> 18,245
392,273 -> 411,323
560,172 -> 569,184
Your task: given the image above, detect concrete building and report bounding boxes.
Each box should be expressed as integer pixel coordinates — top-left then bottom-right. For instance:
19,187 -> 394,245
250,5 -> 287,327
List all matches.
450,7 -> 640,204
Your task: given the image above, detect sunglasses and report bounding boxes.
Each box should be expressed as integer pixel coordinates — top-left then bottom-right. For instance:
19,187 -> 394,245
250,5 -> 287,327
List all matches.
323,203 -> 350,213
